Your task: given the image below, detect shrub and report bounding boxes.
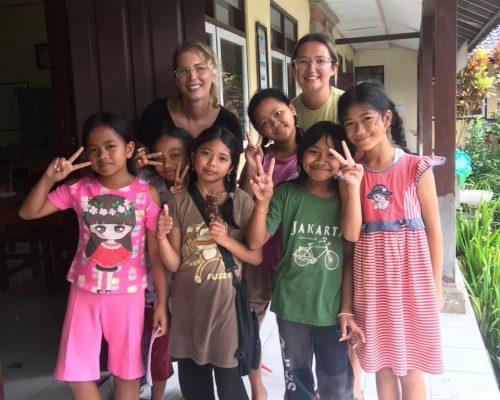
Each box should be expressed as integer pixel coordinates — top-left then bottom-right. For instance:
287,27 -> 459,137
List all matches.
457,199 -> 500,381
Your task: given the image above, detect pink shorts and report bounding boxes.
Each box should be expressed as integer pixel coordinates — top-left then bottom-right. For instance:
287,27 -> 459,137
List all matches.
54,285 -> 145,381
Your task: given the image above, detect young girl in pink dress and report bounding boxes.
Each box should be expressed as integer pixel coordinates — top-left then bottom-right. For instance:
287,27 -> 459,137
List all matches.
337,81 -> 445,400
19,112 -> 163,400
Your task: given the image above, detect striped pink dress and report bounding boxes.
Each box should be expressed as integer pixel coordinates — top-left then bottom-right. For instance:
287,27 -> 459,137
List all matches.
353,149 -> 445,376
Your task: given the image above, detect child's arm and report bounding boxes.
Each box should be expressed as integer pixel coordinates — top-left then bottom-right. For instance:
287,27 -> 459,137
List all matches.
148,186 -> 168,337
339,241 -> 365,345
156,204 -> 181,272
330,142 -> 363,242
246,157 -> 275,249
417,169 -> 444,310
209,221 -> 262,265
19,147 -> 90,219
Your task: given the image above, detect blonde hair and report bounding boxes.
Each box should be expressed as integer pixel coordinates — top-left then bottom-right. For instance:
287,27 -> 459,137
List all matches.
173,41 -> 220,108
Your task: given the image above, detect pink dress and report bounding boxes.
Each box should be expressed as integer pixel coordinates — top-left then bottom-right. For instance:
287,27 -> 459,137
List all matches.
353,150 -> 445,375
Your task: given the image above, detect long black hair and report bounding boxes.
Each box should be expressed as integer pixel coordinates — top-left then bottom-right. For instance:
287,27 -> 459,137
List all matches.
337,80 -> 409,152
296,121 -> 351,183
247,88 -> 303,149
81,112 -> 136,174
190,125 -> 243,228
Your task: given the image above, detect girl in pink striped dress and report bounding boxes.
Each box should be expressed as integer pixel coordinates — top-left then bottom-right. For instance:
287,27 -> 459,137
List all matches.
337,81 -> 444,399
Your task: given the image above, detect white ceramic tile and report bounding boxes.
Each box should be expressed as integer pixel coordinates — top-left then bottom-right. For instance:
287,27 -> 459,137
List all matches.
443,347 -> 494,374
440,324 -> 485,350
430,371 -> 500,400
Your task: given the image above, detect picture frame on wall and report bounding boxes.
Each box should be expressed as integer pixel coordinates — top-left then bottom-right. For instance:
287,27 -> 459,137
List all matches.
35,43 -> 50,69
256,22 -> 269,90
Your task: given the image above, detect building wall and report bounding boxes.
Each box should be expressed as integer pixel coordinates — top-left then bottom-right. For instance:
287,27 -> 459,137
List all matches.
245,0 -> 310,99
0,3 -> 50,144
355,47 -> 418,152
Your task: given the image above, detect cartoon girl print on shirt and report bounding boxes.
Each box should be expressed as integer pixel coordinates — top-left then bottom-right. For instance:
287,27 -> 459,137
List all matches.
367,184 -> 392,210
82,194 -> 136,293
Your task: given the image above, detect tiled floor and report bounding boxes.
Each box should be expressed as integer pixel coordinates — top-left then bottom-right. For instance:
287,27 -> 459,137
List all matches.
1,270 -> 499,400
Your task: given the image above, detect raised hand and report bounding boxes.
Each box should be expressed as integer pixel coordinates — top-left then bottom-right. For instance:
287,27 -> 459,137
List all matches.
208,220 -> 229,247
170,162 -> 189,194
244,131 -> 264,172
329,141 -> 364,187
156,204 -> 173,240
135,147 -> 163,169
45,147 -> 91,182
249,155 -> 275,203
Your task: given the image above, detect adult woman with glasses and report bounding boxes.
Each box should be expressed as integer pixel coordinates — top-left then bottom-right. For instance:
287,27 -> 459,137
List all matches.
291,33 -> 344,131
139,41 -> 243,147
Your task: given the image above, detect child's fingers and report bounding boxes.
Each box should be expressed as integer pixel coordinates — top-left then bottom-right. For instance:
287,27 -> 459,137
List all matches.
178,165 -> 189,181
329,147 -> 348,167
245,131 -> 254,146
341,141 -> 354,164
73,161 -> 92,170
267,157 -> 276,177
68,147 -> 85,163
256,134 -> 263,147
163,204 -> 169,216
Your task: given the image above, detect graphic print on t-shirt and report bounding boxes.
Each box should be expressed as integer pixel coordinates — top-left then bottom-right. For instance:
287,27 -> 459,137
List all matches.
367,184 -> 392,210
290,221 -> 340,270
182,222 -> 226,284
82,194 -> 136,293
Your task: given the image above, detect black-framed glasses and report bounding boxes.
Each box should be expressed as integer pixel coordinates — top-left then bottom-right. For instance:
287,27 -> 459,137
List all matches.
174,64 -> 209,80
292,57 -> 334,71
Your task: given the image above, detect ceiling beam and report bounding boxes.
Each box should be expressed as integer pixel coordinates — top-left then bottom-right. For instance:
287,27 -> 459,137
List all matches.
468,9 -> 500,50
335,32 -> 420,45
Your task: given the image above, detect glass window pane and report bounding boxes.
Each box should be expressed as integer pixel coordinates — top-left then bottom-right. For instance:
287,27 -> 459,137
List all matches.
284,18 -> 295,39
220,39 -> 245,128
271,7 -> 282,32
272,57 -> 284,92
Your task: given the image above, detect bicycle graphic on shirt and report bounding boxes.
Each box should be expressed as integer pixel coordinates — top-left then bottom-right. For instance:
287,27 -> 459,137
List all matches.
293,237 -> 339,270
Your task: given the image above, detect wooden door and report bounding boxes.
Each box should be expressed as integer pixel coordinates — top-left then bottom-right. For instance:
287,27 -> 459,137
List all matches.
46,0 -> 206,150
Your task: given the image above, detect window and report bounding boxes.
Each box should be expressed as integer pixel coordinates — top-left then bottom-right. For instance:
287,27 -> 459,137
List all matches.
206,0 -> 245,32
271,51 -> 296,98
270,3 -> 297,54
206,22 -> 249,131
355,65 -> 384,85
270,3 -> 297,97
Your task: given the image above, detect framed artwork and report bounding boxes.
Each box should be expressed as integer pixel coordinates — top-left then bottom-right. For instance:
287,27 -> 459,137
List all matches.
0,82 -> 29,131
35,43 -> 50,69
256,22 -> 269,90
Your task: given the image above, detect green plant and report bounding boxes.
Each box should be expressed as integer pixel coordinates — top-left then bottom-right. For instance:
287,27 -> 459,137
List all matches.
456,199 -> 500,380
460,115 -> 500,224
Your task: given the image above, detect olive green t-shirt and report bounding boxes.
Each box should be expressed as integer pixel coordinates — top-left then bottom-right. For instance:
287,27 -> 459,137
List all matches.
267,182 -> 344,326
292,86 -> 344,130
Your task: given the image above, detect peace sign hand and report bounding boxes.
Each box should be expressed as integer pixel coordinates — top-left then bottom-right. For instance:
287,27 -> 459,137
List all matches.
249,155 -> 275,203
329,141 -> 364,187
135,147 -> 163,169
156,204 -> 173,240
244,131 -> 264,173
45,147 -> 91,183
170,163 -> 189,194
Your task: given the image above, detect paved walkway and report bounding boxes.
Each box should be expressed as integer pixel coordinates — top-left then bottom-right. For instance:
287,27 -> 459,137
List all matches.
2,286 -> 499,399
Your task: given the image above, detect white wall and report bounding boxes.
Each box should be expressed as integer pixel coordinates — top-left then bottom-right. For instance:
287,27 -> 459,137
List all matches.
355,47 -> 418,152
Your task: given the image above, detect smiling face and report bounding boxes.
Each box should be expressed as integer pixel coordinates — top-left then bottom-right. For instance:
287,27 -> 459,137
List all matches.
175,50 -> 215,103
192,138 -> 232,184
293,41 -> 337,94
85,125 -> 134,177
301,135 -> 340,183
252,97 -> 296,144
342,104 -> 392,152
153,135 -> 189,185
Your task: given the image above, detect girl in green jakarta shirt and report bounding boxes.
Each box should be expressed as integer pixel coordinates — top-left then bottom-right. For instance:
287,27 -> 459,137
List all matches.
247,121 -> 365,400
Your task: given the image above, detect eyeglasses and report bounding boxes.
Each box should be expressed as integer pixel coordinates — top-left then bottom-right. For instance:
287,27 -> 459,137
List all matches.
292,57 -> 334,71
174,64 -> 209,80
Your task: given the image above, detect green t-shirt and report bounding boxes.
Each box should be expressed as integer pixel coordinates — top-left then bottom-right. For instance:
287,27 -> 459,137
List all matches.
266,182 -> 343,326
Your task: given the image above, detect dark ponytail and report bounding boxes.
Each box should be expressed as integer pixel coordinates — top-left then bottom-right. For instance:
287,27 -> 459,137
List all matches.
190,125 -> 242,228
337,80 -> 410,153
